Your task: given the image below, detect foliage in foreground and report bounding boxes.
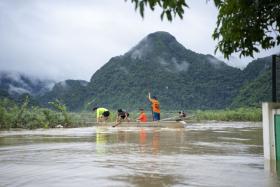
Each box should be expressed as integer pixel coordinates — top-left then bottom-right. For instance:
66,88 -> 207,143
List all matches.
0,98 -> 92,129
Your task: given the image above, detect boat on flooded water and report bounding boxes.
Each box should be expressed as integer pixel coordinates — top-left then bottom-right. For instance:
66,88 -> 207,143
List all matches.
95,121 -> 186,128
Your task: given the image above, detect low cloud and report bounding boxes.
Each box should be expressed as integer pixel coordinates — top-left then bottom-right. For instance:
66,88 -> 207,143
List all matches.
8,85 -> 30,95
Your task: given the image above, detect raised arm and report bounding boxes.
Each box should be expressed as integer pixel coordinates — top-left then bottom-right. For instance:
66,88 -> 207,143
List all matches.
148,92 -> 152,102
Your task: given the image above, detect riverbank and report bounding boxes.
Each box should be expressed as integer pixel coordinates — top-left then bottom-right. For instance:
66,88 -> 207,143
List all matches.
0,98 -> 262,129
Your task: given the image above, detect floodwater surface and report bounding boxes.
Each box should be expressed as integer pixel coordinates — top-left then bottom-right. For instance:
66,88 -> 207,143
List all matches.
0,122 -> 279,187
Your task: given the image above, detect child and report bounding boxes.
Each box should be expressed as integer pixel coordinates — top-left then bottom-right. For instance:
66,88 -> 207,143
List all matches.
137,108 -> 147,122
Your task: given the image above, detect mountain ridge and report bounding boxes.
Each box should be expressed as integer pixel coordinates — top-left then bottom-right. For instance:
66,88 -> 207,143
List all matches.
0,31 -> 276,111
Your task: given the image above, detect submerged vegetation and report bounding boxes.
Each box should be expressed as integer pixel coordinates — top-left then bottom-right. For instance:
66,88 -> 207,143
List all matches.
0,97 -> 262,130
193,108 -> 262,122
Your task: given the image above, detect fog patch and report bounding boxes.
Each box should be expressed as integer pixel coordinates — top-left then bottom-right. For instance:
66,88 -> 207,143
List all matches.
158,57 -> 173,73
8,85 -> 30,95
119,66 -> 129,74
80,81 -> 88,87
43,81 -> 55,90
158,57 -> 169,66
174,61 -> 190,72
217,56 -> 248,69
4,72 -> 22,82
57,80 -> 68,89
172,58 -> 190,72
129,37 -> 152,60
36,82 -> 55,96
131,49 -> 143,60
60,81 -> 67,87
157,57 -> 190,73
206,55 -> 224,68
2,72 -> 30,88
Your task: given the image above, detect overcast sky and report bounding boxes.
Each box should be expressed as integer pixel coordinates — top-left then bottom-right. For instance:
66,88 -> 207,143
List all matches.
0,0 -> 279,81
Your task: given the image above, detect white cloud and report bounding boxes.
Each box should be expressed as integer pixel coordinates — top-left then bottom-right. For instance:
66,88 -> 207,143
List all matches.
0,0 -> 279,81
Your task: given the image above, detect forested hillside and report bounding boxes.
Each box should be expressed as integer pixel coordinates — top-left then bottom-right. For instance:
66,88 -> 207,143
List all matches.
87,32 -> 244,111
231,57 -> 272,108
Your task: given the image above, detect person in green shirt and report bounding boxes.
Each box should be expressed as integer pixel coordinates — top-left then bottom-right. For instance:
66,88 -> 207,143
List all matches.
93,107 -> 110,122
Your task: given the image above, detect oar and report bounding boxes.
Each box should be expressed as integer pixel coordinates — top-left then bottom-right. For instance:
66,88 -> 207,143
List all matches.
161,116 -> 178,121
162,114 -> 195,121
174,115 -> 195,124
185,115 -> 195,119
148,92 -> 154,121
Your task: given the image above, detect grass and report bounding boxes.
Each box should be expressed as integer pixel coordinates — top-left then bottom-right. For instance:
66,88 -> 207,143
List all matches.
193,107 -> 262,122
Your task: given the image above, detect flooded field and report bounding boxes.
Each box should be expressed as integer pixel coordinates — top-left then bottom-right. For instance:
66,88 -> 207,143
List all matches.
0,122 -> 279,187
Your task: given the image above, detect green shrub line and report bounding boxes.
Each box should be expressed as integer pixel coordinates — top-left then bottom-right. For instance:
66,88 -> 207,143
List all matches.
193,108 -> 262,122
0,97 -> 262,130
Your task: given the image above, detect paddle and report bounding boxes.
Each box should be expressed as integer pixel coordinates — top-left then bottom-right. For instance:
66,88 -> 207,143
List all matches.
161,116 -> 178,121
148,92 -> 154,121
175,115 -> 195,121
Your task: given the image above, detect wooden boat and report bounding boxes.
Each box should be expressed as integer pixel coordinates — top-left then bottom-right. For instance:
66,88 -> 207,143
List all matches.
95,121 -> 186,128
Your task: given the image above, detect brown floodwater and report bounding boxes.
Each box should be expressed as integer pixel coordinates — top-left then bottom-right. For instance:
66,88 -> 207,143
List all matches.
0,122 -> 280,187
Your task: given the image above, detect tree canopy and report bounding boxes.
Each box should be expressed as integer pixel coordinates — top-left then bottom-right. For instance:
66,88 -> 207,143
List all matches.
126,0 -> 280,59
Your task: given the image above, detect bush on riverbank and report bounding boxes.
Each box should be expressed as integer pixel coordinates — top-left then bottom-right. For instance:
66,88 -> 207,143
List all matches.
193,107 -> 262,122
0,97 -> 94,129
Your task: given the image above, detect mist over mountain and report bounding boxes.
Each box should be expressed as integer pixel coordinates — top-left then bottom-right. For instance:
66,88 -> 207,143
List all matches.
0,71 -> 55,99
0,32 -> 276,111
219,56 -> 246,69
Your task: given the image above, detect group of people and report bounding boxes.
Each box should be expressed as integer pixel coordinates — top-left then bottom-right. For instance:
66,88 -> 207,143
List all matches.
92,92 -> 187,125
92,93 -> 160,124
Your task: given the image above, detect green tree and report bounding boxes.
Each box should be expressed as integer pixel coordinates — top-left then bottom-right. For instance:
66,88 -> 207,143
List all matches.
48,99 -> 71,127
127,0 -> 280,59
14,96 -> 29,128
213,0 -> 280,59
126,0 -> 188,21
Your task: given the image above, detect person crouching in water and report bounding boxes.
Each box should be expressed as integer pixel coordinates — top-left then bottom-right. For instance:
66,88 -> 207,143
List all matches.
113,109 -> 130,127
93,107 -> 110,123
177,111 -> 186,121
148,93 -> 160,121
137,108 -> 147,122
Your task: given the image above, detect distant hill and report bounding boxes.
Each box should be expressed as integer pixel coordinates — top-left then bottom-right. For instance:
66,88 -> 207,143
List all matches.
37,80 -> 89,111
242,56 -> 271,81
231,57 -> 272,108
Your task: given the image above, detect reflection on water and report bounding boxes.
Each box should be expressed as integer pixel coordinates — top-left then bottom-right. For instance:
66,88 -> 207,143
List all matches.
0,122 -> 280,187
96,128 -> 107,154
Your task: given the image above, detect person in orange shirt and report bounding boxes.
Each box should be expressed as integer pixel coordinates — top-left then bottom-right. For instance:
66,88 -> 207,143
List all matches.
148,93 -> 160,121
137,108 -> 147,122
